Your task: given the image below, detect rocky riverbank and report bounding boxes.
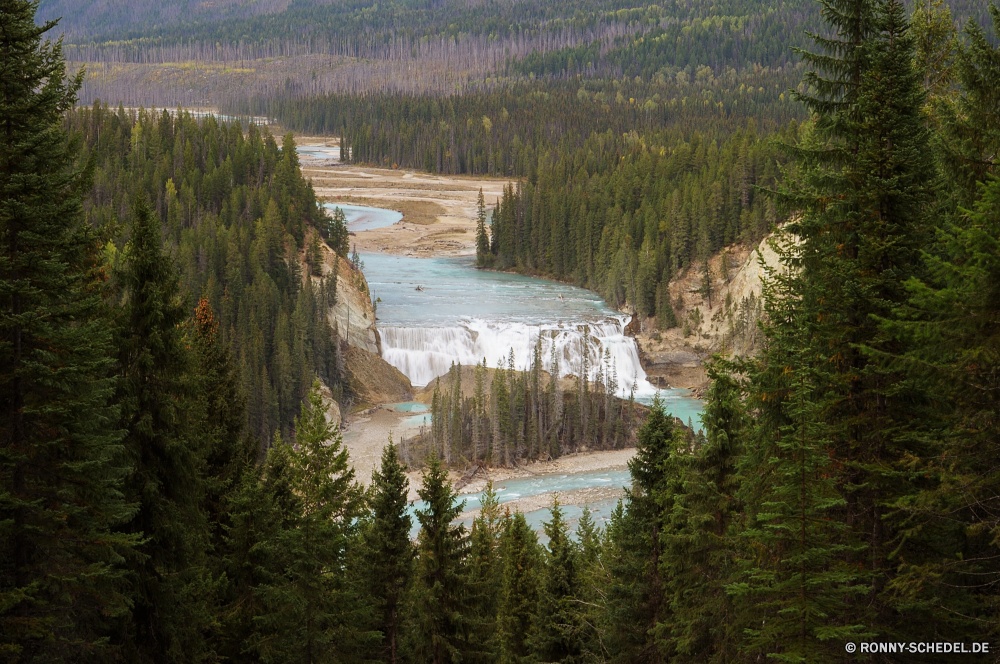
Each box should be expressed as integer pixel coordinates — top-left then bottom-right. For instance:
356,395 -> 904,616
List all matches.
628,235 -> 781,391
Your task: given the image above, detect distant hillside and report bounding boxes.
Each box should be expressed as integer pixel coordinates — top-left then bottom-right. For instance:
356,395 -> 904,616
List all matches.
37,0 -> 336,39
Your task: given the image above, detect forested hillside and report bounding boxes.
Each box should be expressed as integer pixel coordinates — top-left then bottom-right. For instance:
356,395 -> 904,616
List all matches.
67,102 -> 350,445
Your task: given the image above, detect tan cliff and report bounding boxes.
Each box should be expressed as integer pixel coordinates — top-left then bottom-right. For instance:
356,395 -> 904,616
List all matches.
631,234 -> 788,392
315,242 -> 381,355
310,237 -> 413,410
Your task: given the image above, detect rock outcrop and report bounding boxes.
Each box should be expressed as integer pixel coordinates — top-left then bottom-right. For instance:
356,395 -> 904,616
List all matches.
306,235 -> 412,411
317,380 -> 343,429
315,242 -> 380,355
632,233 -> 788,389
344,346 -> 413,405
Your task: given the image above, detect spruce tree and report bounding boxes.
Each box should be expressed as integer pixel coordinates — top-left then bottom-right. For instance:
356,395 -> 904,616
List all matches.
476,188 -> 491,267
192,297 -> 257,559
658,361 -> 745,663
497,511 -> 540,664
360,439 -> 414,664
885,175 -> 1000,639
530,499 -> 584,663
730,288 -> 869,661
574,507 -> 607,662
218,452 -> 284,663
604,397 -> 682,663
934,3 -> 1000,204
0,3 -> 134,658
256,381 -> 366,664
467,482 -> 503,659
774,0 -> 939,643
412,456 -> 477,663
114,196 -> 211,663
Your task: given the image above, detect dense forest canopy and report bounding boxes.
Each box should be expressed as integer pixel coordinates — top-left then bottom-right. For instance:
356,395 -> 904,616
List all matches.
67,102 -> 349,447
2,0 -> 1000,661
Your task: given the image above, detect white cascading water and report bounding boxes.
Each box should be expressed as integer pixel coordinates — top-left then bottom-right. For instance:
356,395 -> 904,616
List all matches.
380,317 -> 656,397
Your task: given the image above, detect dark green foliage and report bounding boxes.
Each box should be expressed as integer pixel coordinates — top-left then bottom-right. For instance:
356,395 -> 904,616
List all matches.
192,297 -> 257,559
934,2 -> 1000,204
113,196 -> 211,662
255,381 -> 366,664
498,511 -> 541,664
884,175 -> 1000,642
768,0 -> 941,647
324,206 -> 350,258
0,3 -> 134,659
412,457 -> 478,663
475,189 -> 491,268
604,398 -> 685,663
530,500 -> 584,663
467,482 -> 504,659
730,260 -> 870,661
217,449 -> 283,663
65,103 -> 342,448
657,361 -> 744,663
359,440 -> 414,664
349,116 -> 790,315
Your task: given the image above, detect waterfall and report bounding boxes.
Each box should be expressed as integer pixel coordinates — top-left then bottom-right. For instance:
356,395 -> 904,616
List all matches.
380,317 -> 655,397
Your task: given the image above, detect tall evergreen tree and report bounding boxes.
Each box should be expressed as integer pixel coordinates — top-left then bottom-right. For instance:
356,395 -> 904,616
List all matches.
192,297 -> 256,558
467,482 -> 504,660
604,397 -> 681,663
730,257 -> 869,661
412,456 -> 477,663
776,0 -> 939,643
0,3 -> 134,659
256,381 -> 366,664
934,3 -> 1000,204
573,507 -> 607,662
530,499 -> 584,663
658,361 -> 745,663
114,196 -> 211,663
885,174 -> 1000,641
217,449 -> 284,664
360,439 -> 414,664
497,511 -> 540,664
476,188 -> 491,267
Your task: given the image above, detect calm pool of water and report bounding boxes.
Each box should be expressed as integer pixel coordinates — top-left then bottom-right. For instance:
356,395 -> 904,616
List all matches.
298,145 -> 341,161
325,203 -> 403,232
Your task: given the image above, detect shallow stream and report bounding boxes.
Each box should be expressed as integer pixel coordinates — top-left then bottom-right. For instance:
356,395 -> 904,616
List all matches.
323,203 -> 402,232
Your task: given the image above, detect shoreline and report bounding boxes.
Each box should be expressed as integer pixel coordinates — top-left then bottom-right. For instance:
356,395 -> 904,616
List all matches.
297,140 -> 507,258
341,402 -> 636,515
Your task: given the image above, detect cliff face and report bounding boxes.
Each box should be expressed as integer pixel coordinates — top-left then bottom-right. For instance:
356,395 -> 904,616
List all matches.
632,233 -> 788,390
309,237 -> 413,408
315,242 -> 380,355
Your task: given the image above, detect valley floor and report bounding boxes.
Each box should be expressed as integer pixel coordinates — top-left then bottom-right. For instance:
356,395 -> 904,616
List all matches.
298,136 -> 506,258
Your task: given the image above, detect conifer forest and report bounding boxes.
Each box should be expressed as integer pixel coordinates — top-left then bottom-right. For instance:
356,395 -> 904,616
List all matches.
3,0 -> 1000,661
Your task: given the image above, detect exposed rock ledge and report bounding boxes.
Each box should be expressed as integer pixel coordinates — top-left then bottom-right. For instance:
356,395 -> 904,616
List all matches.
344,346 -> 413,406
631,234 -> 785,390
315,241 -> 381,355
308,236 -> 413,410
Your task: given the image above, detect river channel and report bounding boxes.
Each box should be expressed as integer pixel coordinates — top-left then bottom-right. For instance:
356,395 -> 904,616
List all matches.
338,201 -> 705,537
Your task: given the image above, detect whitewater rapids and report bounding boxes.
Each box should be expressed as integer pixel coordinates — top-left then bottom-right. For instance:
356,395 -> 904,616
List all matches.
380,317 -> 655,397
